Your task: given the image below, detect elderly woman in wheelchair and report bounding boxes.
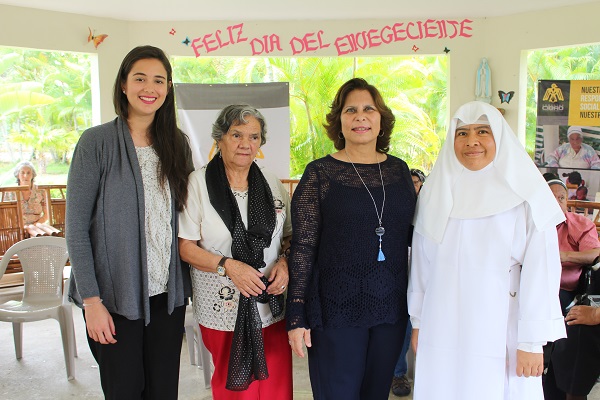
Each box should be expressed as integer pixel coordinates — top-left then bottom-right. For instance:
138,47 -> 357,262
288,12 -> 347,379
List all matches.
545,179 -> 600,400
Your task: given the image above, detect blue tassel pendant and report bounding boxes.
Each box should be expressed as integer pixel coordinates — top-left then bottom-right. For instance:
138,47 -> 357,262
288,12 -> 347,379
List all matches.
378,237 -> 385,262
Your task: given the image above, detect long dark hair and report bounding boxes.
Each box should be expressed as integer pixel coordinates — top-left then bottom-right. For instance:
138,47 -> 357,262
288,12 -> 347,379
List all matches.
324,78 -> 395,153
113,45 -> 191,211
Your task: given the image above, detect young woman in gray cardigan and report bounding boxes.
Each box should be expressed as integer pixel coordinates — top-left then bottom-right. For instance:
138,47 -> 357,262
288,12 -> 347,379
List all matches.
66,46 -> 193,400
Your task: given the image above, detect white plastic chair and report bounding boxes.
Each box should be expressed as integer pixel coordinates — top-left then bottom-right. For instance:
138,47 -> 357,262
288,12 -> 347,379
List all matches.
0,236 -> 77,380
184,305 -> 212,388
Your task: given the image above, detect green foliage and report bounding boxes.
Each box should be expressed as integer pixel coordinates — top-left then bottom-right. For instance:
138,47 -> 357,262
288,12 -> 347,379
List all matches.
0,47 -> 93,170
0,161 -> 69,187
0,91 -> 55,115
526,44 -> 600,156
172,55 -> 448,177
1,46 -> 448,183
44,162 -> 70,174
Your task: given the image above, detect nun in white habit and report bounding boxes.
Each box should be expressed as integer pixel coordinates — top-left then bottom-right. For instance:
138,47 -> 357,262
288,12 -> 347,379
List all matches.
408,101 -> 566,400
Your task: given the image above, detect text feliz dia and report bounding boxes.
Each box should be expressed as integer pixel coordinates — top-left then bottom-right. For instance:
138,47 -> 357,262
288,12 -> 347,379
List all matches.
191,19 -> 473,57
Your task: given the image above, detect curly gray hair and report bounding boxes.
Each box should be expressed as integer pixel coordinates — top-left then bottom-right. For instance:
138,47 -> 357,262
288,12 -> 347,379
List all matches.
13,161 -> 37,185
211,104 -> 267,146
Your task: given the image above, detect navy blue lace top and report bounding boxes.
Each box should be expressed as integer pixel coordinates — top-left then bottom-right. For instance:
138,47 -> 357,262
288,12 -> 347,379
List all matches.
286,155 -> 416,331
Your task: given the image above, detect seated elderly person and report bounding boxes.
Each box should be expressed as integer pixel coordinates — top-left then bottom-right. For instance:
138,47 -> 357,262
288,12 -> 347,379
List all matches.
548,179 -> 600,308
12,161 -> 60,237
544,178 -> 600,400
547,126 -> 600,169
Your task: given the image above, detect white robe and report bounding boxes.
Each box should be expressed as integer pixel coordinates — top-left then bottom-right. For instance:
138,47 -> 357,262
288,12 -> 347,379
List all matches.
408,203 -> 565,400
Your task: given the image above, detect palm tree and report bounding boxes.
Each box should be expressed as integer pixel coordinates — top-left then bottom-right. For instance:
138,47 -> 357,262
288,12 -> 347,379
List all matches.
0,47 -> 92,165
171,55 -> 449,177
0,81 -> 55,162
526,45 -> 600,155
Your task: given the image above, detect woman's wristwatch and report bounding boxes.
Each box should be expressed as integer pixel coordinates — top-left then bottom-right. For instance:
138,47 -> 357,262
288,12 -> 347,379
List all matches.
217,256 -> 230,276
277,247 -> 291,262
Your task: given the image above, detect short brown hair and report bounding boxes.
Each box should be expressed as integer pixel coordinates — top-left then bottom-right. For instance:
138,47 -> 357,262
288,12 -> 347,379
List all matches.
324,78 -> 395,152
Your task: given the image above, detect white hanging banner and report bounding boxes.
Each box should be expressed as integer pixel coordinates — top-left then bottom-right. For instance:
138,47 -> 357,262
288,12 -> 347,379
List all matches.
174,82 -> 290,178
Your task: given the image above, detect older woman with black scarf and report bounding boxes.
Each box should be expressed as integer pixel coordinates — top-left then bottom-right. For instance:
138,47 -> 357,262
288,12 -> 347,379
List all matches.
179,104 -> 293,400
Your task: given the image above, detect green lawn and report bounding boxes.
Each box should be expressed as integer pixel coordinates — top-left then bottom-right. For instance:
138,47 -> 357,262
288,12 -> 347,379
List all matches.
0,162 -> 69,187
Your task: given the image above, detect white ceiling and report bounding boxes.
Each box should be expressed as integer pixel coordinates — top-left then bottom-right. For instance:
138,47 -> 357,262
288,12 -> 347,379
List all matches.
0,0 -> 594,21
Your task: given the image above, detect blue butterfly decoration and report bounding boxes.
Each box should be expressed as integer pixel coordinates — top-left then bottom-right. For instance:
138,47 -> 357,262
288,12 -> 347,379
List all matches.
498,90 -> 515,104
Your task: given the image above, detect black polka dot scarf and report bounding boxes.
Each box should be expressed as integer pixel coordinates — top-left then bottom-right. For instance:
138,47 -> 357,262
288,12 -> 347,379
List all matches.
206,154 -> 278,391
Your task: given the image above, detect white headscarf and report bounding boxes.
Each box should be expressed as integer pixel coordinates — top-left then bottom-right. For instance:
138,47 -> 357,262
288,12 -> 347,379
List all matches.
414,101 -> 565,243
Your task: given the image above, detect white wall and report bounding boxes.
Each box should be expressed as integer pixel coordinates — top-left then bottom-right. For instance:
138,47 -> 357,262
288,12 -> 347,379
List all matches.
1,2 -> 599,137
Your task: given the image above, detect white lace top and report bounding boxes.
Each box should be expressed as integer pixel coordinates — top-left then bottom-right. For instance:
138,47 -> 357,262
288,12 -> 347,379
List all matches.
136,146 -> 172,297
178,167 -> 292,331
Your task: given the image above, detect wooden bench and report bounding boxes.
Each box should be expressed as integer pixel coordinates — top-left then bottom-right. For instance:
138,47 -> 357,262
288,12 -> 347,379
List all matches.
39,185 -> 67,233
0,186 -> 28,274
2,180 -> 294,277
281,179 -> 299,198
0,185 -> 67,276
566,199 -> 600,234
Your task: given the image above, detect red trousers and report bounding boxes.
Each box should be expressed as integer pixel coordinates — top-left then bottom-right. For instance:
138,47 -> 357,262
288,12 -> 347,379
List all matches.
200,319 -> 293,400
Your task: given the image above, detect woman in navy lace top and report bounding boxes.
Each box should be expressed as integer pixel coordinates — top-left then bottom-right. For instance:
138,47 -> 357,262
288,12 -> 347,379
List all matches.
286,78 -> 416,399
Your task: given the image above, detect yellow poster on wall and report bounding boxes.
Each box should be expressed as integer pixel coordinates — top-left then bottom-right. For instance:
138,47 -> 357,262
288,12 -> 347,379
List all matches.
569,80 -> 600,126
536,80 -> 600,203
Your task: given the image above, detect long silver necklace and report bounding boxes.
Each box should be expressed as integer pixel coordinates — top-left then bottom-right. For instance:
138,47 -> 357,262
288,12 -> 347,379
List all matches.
345,149 -> 386,262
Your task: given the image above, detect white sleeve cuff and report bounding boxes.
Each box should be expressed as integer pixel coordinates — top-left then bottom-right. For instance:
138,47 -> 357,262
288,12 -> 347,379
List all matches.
409,317 -> 420,329
517,342 -> 545,353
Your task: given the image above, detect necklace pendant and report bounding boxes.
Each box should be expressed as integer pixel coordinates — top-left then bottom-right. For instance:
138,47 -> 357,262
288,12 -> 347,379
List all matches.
377,236 -> 386,262
375,226 -> 385,237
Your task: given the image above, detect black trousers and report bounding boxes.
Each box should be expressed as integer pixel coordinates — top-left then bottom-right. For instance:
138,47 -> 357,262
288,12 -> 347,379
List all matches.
85,293 -> 186,400
544,289 -> 600,398
307,320 -> 406,400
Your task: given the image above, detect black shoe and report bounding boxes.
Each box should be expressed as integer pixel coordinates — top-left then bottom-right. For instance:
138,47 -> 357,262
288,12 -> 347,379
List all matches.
391,374 -> 411,397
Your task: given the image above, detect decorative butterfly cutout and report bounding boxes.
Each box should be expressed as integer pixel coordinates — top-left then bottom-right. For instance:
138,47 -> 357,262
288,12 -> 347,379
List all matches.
498,90 -> 515,104
88,27 -> 108,49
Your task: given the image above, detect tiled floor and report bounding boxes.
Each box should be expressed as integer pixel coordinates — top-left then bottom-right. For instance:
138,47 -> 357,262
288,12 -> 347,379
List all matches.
0,290 -> 598,399
0,298 -> 407,400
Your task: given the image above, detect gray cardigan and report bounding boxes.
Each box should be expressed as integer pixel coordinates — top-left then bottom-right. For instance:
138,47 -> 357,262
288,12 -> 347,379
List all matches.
66,117 -> 192,324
